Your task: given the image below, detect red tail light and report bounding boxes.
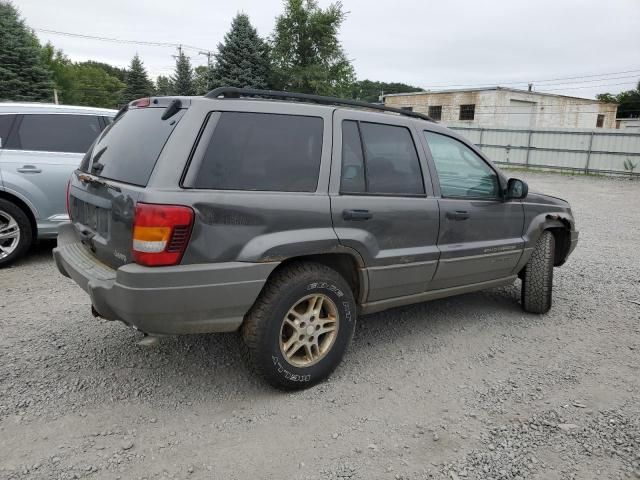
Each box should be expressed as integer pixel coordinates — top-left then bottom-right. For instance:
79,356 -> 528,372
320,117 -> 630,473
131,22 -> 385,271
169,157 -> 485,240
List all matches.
66,179 -> 72,219
130,97 -> 151,107
132,203 -> 194,266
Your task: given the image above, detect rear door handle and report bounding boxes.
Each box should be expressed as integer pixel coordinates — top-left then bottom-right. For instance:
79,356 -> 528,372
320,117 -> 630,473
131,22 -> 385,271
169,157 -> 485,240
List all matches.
446,210 -> 470,221
343,209 -> 372,221
17,165 -> 42,174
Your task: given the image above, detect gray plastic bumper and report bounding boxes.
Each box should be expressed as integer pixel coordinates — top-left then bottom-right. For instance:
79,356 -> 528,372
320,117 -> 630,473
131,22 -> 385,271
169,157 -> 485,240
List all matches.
53,223 -> 278,335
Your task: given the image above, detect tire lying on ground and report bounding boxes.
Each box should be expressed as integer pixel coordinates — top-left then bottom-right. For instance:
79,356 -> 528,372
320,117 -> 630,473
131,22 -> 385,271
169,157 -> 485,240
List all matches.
242,261 -> 357,390
0,198 -> 33,268
521,230 -> 555,314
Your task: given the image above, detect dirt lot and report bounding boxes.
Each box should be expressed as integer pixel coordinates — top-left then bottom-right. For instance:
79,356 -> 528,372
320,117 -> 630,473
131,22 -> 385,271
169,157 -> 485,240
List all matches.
1,172 -> 639,480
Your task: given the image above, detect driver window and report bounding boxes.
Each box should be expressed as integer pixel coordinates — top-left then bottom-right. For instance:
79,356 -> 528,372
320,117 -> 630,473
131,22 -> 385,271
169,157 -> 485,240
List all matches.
424,131 -> 499,199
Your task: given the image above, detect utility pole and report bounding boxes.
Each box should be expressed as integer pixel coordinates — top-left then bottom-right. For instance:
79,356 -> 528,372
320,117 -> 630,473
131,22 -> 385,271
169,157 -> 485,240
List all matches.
199,50 -> 214,89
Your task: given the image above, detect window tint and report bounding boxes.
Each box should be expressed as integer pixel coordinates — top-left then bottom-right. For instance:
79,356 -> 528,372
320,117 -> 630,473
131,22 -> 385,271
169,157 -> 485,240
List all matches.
340,121 -> 365,193
359,123 -> 424,195
87,107 -> 185,186
11,114 -> 102,153
424,131 -> 499,199
191,112 -> 323,192
0,114 -> 16,148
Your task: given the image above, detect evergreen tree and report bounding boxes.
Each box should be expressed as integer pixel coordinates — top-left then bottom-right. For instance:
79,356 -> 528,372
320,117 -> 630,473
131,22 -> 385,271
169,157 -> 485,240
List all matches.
0,2 -> 53,101
214,13 -> 270,89
171,50 -> 194,96
121,54 -> 154,103
194,65 -> 216,95
271,0 -> 355,97
155,75 -> 174,96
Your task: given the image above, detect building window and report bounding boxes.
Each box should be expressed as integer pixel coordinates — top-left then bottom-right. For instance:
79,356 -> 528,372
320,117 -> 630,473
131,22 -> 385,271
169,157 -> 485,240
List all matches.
400,106 -> 413,112
596,114 -> 605,128
428,105 -> 442,121
459,104 -> 475,121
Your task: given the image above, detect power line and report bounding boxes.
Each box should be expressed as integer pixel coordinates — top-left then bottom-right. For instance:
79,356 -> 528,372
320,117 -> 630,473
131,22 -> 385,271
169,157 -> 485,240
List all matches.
34,28 -> 210,53
421,69 -> 640,90
538,81 -> 639,92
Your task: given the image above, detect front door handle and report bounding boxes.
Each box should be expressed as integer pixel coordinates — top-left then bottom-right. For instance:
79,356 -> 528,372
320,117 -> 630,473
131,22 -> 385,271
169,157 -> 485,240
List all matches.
17,165 -> 42,174
446,210 -> 470,221
343,209 -> 372,221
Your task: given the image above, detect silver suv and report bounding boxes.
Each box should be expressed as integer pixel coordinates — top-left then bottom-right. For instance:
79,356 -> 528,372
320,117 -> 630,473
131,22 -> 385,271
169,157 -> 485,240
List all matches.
0,103 -> 115,266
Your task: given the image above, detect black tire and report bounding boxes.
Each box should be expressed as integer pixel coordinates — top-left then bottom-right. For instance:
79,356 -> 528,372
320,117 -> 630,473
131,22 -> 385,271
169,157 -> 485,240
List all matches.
521,230 -> 555,314
0,198 -> 33,268
242,261 -> 357,390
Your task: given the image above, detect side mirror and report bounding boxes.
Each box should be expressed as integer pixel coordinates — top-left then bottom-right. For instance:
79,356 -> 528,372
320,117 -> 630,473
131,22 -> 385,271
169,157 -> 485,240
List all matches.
506,178 -> 528,200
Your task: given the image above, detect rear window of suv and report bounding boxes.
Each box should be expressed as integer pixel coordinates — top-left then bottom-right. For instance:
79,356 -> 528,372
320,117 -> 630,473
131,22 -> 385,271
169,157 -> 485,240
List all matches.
82,107 -> 185,186
186,112 -> 323,192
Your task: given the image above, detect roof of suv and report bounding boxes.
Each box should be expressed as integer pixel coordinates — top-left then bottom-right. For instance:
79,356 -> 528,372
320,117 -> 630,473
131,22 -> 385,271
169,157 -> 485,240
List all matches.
200,87 -> 436,123
0,102 -> 117,116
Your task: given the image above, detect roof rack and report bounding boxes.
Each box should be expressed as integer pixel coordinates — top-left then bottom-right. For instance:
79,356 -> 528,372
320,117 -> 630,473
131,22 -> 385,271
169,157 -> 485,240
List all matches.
203,87 -> 435,122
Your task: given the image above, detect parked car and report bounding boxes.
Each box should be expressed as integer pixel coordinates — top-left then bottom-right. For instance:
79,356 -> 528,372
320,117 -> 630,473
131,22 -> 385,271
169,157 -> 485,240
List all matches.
0,103 -> 116,266
53,89 -> 578,390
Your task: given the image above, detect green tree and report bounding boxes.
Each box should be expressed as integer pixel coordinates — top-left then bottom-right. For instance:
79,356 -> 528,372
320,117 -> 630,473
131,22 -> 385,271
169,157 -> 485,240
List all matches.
270,0 -> 355,96
351,80 -> 423,103
67,63 -> 125,108
0,2 -> 53,101
40,43 -> 75,103
598,80 -> 640,119
171,50 -> 194,96
155,75 -> 173,96
214,13 -> 270,89
82,61 -> 127,83
121,54 -> 155,103
194,65 -> 215,95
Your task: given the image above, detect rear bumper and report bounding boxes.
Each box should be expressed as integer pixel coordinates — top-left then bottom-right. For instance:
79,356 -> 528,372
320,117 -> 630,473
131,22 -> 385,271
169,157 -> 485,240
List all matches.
53,224 -> 278,335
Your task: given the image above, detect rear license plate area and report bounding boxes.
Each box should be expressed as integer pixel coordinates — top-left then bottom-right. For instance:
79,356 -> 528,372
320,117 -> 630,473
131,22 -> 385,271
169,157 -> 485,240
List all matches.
72,198 -> 109,236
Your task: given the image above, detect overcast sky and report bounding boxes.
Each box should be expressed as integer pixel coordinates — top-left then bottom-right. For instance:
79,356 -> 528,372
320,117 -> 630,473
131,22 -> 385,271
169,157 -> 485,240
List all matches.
16,0 -> 640,99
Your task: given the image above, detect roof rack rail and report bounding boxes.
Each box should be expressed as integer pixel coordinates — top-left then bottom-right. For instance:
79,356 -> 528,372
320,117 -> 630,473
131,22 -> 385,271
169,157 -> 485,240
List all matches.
203,87 -> 435,122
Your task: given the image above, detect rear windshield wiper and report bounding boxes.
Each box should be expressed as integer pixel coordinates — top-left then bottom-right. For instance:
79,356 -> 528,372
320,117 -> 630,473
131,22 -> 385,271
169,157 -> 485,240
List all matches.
77,173 -> 121,193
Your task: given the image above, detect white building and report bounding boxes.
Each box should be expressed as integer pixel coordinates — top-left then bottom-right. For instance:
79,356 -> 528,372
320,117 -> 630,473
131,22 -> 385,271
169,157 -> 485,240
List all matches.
384,87 -> 618,129
616,118 -> 640,130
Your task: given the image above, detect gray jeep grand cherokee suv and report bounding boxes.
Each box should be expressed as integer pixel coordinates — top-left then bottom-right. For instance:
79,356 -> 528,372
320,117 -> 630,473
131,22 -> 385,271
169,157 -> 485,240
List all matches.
54,88 -> 578,390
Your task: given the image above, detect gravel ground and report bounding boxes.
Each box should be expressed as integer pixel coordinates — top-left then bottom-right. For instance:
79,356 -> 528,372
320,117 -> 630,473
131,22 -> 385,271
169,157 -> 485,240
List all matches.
1,172 -> 639,480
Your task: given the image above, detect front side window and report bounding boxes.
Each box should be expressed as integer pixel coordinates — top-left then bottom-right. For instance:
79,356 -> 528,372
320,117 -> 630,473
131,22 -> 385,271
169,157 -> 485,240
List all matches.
10,114 -> 102,153
190,112 -> 323,192
424,131 -> 499,199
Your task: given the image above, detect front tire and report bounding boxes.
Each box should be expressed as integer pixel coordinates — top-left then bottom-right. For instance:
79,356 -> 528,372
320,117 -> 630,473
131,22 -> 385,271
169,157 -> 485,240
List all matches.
242,262 -> 356,390
521,230 -> 555,313
0,199 -> 33,268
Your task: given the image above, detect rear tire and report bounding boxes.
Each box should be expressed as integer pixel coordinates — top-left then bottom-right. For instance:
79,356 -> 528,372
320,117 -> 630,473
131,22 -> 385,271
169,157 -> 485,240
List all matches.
0,199 -> 33,268
521,230 -> 555,314
242,262 -> 356,390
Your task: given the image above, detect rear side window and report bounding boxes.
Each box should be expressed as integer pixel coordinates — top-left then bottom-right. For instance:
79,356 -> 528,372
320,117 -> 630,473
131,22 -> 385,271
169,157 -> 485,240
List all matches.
8,114 -> 102,153
86,107 -> 185,186
0,114 -> 16,148
189,112 -> 323,192
340,121 -> 424,196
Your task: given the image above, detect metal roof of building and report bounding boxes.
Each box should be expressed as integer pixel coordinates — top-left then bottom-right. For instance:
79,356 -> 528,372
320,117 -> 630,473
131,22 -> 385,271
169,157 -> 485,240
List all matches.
383,87 -> 617,104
